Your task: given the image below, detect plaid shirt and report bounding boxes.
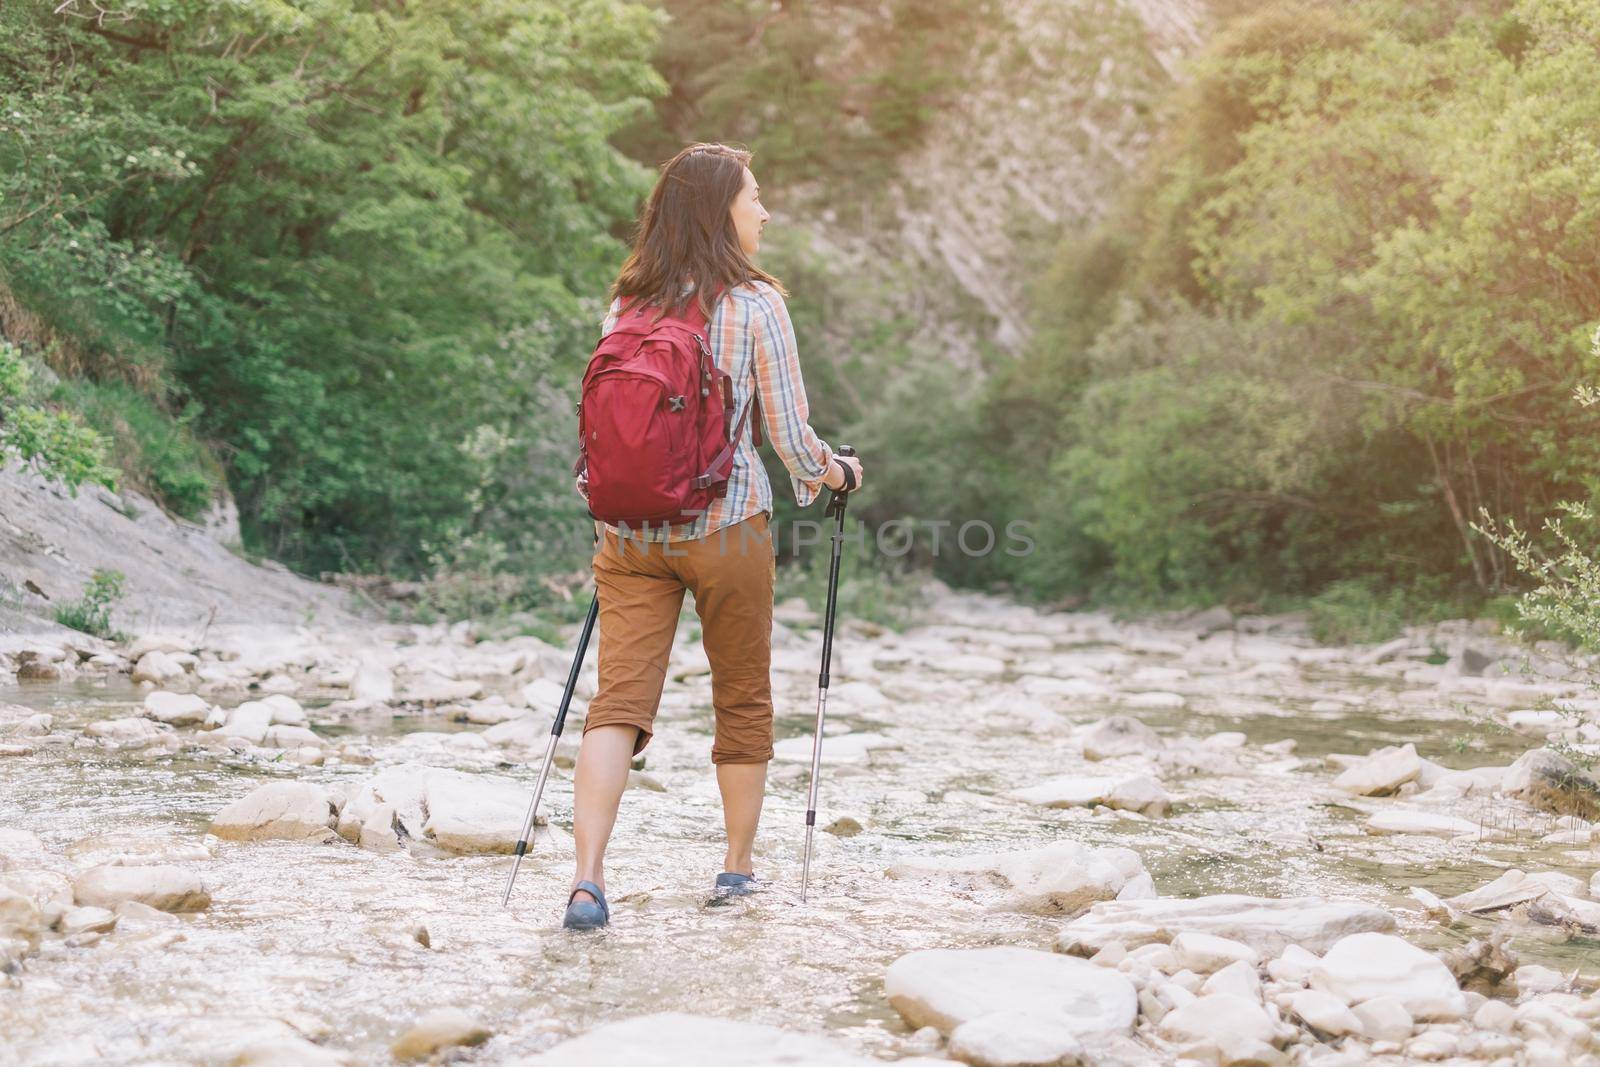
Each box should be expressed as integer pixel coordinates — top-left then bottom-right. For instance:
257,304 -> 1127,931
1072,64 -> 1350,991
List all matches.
595,279 -> 836,542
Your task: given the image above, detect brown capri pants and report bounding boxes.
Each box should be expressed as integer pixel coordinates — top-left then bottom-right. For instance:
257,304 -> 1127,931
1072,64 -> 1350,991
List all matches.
583,511 -> 776,764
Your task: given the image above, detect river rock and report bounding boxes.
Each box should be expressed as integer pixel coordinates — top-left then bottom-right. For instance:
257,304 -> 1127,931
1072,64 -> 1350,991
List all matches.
1123,691 -> 1185,709
1158,993 -> 1281,1058
1081,715 -> 1162,760
260,694 -> 308,726
1351,996 -> 1413,1041
1172,932 -> 1260,973
210,782 -> 337,843
1363,810 -> 1480,837
1501,748 -> 1600,819
1201,959 -> 1262,1001
885,946 -> 1136,1045
885,841 -> 1147,915
336,764 -> 562,855
73,864 -> 210,912
59,905 -> 118,936
947,1013 -> 1086,1067
1057,895 -> 1396,957
1008,774 -> 1170,816
1444,869 -> 1578,914
460,697 -> 521,725
1288,989 -> 1362,1036
262,725 -> 325,749
348,659 -> 394,705
214,700 -> 275,744
142,691 -> 211,726
85,717 -> 171,746
1332,743 -> 1422,796
235,1036 -> 354,1066
772,732 -> 898,765
395,672 -> 483,705
521,1013 -> 891,1066
0,884 -> 44,948
132,650 -> 185,685
1309,933 -> 1466,1020
390,1008 -> 490,1060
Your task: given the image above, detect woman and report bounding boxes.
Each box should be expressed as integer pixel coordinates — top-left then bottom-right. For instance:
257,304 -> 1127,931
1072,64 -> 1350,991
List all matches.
564,143 -> 865,930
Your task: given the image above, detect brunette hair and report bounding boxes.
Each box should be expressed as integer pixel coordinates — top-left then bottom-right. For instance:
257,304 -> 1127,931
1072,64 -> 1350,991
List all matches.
609,142 -> 787,324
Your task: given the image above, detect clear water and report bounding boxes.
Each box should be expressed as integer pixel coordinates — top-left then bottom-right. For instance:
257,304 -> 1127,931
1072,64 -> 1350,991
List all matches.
2,598 -> 1597,1064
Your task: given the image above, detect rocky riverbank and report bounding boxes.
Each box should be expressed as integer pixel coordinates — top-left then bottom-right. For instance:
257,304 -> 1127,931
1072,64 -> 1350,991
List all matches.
2,582 -> 1598,1064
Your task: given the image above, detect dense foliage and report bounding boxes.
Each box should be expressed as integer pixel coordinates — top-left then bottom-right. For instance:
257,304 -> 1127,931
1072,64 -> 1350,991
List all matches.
2,0 -> 664,573
970,0 -> 1600,616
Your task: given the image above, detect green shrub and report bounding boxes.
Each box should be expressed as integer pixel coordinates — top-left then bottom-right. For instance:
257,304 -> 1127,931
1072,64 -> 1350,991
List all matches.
0,342 -> 116,492
53,377 -> 219,518
54,568 -> 126,639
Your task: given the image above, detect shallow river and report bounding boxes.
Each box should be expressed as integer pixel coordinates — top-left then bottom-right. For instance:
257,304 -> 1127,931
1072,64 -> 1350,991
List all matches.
1,591 -> 1596,1064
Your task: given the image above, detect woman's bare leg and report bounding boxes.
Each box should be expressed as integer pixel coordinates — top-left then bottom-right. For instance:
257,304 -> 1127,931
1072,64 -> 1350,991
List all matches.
716,760 -> 768,875
570,724 -> 640,903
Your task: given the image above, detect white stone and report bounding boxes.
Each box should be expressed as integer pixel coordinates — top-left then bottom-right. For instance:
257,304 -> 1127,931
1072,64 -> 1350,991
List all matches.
1267,945 -> 1321,986
262,725 -> 324,748
132,650 -> 185,685
210,782 -> 336,843
885,842 -> 1148,916
1288,989 -> 1362,1036
141,691 -> 210,726
772,732 -> 897,765
884,946 -> 1136,1044
521,1013 -> 885,1066
1471,999 -> 1514,1032
72,865 -> 210,912
1309,933 -> 1466,1020
1514,965 -> 1565,996
1081,715 -> 1163,760
1159,992 -> 1276,1047
1172,932 -> 1260,973
1332,743 -> 1422,796
1363,810 -> 1480,837
1201,959 -> 1262,1001
214,700 -> 275,744
926,653 -> 1007,676
84,717 -> 170,745
1058,895 -> 1396,957
1123,691 -> 1185,709
260,694 -> 308,726
390,1008 -> 491,1060
1008,774 -> 1170,817
336,764 -> 565,855
349,659 -> 394,704
1351,996 -> 1413,1041
59,905 -> 118,936
947,1013 -> 1086,1067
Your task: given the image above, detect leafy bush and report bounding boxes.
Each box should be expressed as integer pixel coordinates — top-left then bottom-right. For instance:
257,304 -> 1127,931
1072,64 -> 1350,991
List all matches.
54,568 -> 126,639
0,342 -> 116,492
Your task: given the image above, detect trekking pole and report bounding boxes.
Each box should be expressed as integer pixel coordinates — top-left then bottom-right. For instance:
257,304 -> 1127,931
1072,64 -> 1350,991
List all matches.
801,445 -> 856,903
501,587 -> 600,908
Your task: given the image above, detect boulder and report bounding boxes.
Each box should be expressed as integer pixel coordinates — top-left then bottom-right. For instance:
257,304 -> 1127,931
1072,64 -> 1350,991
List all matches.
521,1013 -> 888,1066
1332,743 -> 1422,796
948,1013 -> 1086,1067
210,782 -> 337,843
1008,775 -> 1171,817
1159,992 -> 1278,1048
1308,932 -> 1466,1020
214,701 -> 275,744
141,691 -> 211,726
1501,748 -> 1600,819
1363,811 -> 1480,837
772,732 -> 898,765
1172,932 -> 1259,973
73,864 -> 210,912
885,946 -> 1136,1045
262,725 -> 324,749
131,649 -> 186,685
1057,895 -> 1396,957
390,1008 -> 491,1060
1350,996 -> 1413,1041
335,764 -> 563,855
260,694 -> 308,726
85,717 -> 171,746
1080,715 -> 1162,760
1287,990 -> 1362,1037
885,842 -> 1148,916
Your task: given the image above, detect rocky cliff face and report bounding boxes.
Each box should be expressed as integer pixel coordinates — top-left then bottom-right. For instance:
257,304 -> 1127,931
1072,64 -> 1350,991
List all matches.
0,467 -> 361,638
800,0 -> 1208,369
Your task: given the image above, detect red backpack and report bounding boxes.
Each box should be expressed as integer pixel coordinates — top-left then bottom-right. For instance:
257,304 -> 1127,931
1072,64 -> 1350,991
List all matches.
572,285 -> 762,527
